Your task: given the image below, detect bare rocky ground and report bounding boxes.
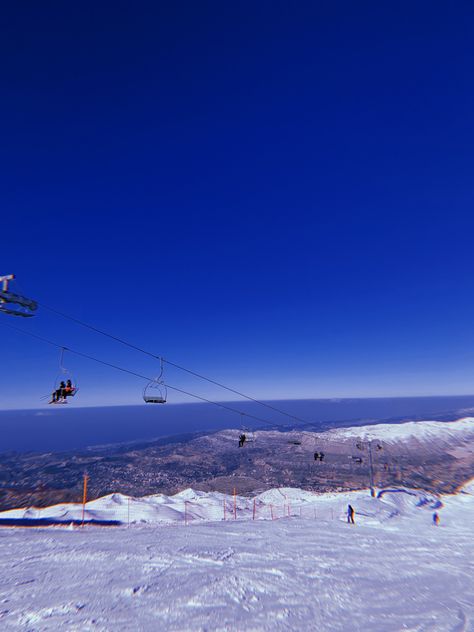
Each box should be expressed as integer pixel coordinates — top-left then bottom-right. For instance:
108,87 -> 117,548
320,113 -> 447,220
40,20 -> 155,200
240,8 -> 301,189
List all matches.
0,420 -> 473,511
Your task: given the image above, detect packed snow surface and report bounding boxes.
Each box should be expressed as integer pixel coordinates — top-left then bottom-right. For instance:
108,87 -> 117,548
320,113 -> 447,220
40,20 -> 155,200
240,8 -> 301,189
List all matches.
1,481 -> 474,630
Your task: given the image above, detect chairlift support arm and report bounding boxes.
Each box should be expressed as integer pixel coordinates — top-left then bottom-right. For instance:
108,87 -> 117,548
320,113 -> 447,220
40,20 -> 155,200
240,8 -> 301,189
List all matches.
0,275 -> 15,292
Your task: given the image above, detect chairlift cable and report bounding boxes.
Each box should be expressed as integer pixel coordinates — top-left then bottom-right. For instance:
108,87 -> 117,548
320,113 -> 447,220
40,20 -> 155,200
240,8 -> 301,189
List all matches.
37,302 -> 312,425
0,319 -> 405,478
0,320 -> 284,428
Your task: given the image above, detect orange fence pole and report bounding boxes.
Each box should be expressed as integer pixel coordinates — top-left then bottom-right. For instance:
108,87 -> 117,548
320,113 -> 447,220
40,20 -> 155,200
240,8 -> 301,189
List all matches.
185,500 -> 188,526
81,473 -> 89,528
270,504 -> 274,520
127,496 -> 130,528
253,498 -> 256,520
233,487 -> 237,520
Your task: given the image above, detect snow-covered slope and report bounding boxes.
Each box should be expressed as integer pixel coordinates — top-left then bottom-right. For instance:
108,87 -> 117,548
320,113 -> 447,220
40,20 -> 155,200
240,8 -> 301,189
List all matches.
1,417 -> 473,630
0,483 -> 473,631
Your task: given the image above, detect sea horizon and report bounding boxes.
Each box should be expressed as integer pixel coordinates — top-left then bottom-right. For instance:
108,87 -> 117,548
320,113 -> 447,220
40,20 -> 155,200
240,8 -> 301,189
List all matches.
2,394 -> 474,454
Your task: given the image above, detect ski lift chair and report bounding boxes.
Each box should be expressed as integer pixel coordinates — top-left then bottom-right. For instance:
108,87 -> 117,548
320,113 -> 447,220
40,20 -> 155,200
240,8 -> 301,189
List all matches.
48,348 -> 79,404
143,379 -> 167,404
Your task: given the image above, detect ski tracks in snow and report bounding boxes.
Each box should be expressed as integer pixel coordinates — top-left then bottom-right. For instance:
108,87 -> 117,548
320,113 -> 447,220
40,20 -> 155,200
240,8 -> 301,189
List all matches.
0,517 -> 472,631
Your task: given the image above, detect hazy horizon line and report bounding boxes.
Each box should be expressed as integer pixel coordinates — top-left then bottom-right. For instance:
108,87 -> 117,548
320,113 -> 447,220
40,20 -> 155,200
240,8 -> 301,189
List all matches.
2,392 -> 474,413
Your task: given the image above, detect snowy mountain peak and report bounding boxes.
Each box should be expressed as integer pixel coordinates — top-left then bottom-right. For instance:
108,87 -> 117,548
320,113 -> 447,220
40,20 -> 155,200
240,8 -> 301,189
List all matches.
325,416 -> 474,444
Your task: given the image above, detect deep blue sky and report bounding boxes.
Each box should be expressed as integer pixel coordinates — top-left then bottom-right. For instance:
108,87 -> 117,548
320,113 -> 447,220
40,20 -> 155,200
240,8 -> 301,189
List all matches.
2,2 -> 474,410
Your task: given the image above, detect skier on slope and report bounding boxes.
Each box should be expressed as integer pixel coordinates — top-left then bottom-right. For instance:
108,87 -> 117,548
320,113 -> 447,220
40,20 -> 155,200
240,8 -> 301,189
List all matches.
347,504 -> 355,524
432,511 -> 440,526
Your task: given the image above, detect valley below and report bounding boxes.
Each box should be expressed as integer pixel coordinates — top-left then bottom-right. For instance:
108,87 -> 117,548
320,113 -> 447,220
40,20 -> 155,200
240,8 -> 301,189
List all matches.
1,417 -> 473,511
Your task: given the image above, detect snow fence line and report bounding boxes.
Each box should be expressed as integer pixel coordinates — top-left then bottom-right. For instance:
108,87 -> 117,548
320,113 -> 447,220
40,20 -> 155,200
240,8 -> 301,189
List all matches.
0,485 -> 351,529
0,498 -> 340,529
0,480 -> 446,529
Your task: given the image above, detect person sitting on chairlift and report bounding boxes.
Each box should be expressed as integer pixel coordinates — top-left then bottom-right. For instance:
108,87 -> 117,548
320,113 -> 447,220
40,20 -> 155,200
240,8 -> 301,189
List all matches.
50,381 -> 66,404
63,379 -> 75,397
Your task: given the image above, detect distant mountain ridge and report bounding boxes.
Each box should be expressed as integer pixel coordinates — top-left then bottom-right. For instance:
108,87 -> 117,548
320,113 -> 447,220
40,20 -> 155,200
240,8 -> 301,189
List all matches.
326,416 -> 474,444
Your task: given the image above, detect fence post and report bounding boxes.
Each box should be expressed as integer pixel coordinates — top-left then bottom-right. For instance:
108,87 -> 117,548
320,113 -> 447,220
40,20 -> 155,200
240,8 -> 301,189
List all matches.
253,498 -> 256,520
270,504 -> 274,520
127,496 -> 130,528
185,500 -> 188,526
223,497 -> 226,521
288,503 -> 291,518
233,487 -> 237,520
81,473 -> 89,528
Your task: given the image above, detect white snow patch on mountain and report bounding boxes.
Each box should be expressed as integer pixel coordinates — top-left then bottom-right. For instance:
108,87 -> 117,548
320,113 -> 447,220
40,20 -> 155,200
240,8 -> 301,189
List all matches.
326,416 -> 474,443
